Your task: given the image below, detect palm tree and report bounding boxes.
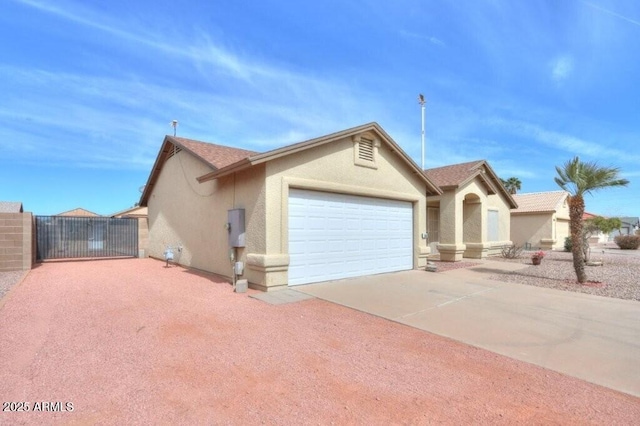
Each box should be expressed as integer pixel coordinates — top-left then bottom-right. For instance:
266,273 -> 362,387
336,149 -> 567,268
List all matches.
500,177 -> 522,194
554,157 -> 629,283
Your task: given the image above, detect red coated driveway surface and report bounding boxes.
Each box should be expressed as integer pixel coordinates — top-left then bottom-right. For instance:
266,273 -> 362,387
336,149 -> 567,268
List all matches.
0,259 -> 638,424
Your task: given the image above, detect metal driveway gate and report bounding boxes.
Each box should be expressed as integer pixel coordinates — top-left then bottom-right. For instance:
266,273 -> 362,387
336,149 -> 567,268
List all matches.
35,216 -> 138,260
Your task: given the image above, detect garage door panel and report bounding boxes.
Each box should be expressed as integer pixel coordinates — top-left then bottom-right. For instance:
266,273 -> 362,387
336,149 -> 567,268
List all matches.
288,189 -> 413,286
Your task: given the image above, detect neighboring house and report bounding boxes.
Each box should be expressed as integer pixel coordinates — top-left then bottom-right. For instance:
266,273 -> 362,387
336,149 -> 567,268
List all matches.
57,208 -> 101,217
510,191 -> 570,251
0,201 -> 23,213
140,123 -> 442,291
582,212 -> 608,244
610,216 -> 640,239
424,160 -> 517,261
110,206 -> 149,258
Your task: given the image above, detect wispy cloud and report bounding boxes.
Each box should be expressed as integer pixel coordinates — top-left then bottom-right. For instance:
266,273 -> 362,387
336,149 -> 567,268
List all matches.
4,0 -> 400,169
551,55 -> 574,82
491,118 -> 640,163
398,30 -> 445,46
581,0 -> 640,27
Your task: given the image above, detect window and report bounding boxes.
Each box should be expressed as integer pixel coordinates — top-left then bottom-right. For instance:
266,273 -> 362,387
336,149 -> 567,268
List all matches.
487,209 -> 499,241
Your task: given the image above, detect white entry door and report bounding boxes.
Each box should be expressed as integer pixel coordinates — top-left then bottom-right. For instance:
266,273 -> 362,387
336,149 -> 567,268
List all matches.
288,189 -> 413,286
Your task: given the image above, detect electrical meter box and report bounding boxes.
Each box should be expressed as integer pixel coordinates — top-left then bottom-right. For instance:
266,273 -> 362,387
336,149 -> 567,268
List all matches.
227,209 -> 245,247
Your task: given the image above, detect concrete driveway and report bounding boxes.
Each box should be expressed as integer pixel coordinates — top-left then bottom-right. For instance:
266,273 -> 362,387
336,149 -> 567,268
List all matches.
296,261 -> 640,397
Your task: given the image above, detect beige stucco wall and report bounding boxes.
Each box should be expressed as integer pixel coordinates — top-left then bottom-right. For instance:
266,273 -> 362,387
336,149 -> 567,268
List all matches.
511,213 -> 553,249
511,207 -> 570,251
252,131 -> 429,290
435,180 -> 512,260
147,150 -> 266,281
149,131 -> 428,291
486,192 -> 513,256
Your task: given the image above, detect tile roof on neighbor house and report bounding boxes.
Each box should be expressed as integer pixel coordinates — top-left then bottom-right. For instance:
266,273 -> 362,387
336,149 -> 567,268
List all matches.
511,191 -> 568,214
57,208 -> 101,217
110,206 -> 148,218
0,201 -> 23,213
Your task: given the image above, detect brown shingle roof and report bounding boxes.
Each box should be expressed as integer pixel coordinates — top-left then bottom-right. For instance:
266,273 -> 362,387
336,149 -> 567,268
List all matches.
172,137 -> 257,169
511,191 -> 568,213
140,123 -> 444,207
424,160 -> 518,208
424,160 -> 486,188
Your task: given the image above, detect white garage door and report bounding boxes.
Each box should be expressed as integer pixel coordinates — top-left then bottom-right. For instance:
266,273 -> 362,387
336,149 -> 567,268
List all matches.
288,189 -> 413,286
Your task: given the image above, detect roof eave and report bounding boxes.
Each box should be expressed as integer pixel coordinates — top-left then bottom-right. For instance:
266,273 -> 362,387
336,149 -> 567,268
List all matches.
197,158 -> 253,182
196,122 -> 442,195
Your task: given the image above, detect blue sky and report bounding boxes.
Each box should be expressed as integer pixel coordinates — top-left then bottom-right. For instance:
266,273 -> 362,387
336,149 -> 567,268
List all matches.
1,0 -> 639,216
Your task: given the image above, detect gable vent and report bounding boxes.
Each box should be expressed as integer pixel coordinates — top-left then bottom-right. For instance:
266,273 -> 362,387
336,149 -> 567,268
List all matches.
167,145 -> 182,160
358,138 -> 374,162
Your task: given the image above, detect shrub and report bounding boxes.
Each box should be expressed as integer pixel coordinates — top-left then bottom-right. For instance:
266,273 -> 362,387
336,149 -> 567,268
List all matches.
501,244 -> 523,259
614,235 -> 640,250
564,237 -> 572,252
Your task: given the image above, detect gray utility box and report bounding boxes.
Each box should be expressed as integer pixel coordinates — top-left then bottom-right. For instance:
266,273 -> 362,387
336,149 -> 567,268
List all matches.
228,209 -> 246,247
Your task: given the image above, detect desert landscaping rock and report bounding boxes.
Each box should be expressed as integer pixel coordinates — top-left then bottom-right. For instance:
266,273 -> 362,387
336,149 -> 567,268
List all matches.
490,250 -> 640,301
0,270 -> 25,301
0,258 -> 638,424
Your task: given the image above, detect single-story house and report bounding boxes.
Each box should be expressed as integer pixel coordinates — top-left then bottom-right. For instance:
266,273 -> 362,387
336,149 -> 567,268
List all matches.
424,160 -> 517,261
610,216 -> 640,239
57,208 -> 101,217
0,201 -> 23,213
510,191 -> 570,250
140,122 -> 442,291
582,212 -> 608,244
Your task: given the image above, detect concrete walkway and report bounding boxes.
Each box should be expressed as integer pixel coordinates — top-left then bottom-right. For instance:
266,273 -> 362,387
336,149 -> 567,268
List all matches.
296,261 -> 640,397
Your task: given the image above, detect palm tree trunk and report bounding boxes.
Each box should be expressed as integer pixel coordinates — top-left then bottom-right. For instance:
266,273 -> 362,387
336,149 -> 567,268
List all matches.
568,195 -> 587,283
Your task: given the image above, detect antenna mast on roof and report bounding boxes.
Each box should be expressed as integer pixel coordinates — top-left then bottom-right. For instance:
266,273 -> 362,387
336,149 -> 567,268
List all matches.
171,119 -> 178,137
418,94 -> 426,170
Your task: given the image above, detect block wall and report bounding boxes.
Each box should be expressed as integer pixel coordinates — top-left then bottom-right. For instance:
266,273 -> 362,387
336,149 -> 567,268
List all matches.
0,212 -> 33,271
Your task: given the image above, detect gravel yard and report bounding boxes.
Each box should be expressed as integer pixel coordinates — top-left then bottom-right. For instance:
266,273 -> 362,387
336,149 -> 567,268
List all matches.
489,249 -> 640,301
1,258 -> 638,424
0,270 -> 26,302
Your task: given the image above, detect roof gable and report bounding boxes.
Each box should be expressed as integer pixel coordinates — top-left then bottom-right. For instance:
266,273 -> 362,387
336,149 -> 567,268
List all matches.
0,201 -> 23,213
140,122 -> 443,207
195,122 -> 442,195
110,206 -> 148,218
511,191 -> 568,214
57,208 -> 101,217
424,160 -> 517,208
424,160 -> 486,188
139,136 -> 257,206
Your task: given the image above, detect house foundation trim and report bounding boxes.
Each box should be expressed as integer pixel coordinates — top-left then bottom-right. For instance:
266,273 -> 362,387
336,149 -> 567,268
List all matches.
463,242 -> 491,259
437,243 -> 466,262
246,253 -> 290,291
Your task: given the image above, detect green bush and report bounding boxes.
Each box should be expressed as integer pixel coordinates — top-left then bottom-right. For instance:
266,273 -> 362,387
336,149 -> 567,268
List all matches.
564,236 -> 572,252
614,235 -> 640,250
